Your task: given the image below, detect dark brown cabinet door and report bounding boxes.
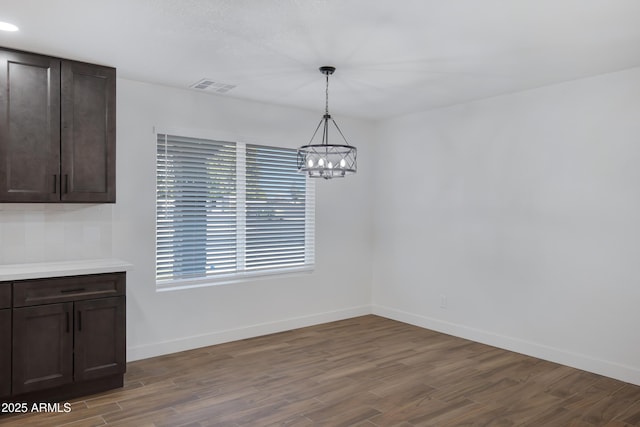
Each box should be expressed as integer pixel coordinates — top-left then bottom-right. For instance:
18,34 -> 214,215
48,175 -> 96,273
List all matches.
12,303 -> 73,394
0,50 -> 61,202
0,309 -> 11,398
74,297 -> 125,381
61,60 -> 116,203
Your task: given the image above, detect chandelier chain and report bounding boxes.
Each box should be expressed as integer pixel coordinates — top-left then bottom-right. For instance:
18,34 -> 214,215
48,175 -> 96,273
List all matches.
325,72 -> 329,115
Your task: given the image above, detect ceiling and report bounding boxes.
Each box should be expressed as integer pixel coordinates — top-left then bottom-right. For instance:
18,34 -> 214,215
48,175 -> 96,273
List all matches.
1,0 -> 640,120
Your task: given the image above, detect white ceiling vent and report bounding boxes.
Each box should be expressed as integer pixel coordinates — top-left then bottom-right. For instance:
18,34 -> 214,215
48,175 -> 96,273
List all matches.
190,79 -> 236,94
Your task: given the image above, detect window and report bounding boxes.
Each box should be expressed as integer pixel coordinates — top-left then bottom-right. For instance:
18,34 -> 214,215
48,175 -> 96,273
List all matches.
156,133 -> 315,289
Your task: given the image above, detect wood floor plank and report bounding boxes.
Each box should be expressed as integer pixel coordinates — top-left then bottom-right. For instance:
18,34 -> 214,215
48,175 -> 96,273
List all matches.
58,416 -> 108,427
616,400 -> 640,425
2,315 -> 640,426
581,396 -> 638,425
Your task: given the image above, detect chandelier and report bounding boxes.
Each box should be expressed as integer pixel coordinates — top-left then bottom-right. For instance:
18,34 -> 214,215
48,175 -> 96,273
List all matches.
297,66 -> 357,179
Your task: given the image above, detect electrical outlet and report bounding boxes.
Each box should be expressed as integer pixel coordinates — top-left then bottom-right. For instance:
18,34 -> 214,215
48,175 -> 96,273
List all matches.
440,295 -> 447,309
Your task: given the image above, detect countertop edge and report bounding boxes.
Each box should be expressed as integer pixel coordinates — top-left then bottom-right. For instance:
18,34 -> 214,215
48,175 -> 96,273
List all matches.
0,259 -> 133,281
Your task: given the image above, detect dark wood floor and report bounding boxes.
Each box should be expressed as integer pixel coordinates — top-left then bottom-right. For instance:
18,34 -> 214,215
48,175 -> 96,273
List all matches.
2,315 -> 640,426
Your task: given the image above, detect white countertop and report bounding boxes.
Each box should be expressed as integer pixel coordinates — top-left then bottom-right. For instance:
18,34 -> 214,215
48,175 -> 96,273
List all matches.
0,258 -> 132,281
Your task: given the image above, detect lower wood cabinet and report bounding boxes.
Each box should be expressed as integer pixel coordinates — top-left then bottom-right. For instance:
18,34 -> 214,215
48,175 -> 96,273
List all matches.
1,272 -> 126,403
0,309 -> 10,398
0,282 -> 10,398
74,297 -> 126,382
12,303 -> 74,395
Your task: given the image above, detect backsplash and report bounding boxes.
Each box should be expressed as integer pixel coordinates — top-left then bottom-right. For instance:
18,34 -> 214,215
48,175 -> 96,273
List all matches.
0,204 -> 113,264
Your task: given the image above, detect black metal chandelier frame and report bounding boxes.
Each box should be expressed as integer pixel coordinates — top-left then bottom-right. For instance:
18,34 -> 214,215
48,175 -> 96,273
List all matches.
297,66 -> 357,179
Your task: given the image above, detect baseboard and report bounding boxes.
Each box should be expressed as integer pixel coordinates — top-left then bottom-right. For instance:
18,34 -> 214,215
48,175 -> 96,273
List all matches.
372,304 -> 640,387
127,305 -> 372,361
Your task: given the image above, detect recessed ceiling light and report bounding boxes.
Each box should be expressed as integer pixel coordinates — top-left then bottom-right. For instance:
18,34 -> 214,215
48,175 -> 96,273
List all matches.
0,21 -> 19,32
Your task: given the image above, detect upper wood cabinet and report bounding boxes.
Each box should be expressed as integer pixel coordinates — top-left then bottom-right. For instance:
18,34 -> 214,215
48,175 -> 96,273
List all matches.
0,48 -> 116,203
61,60 -> 116,202
0,50 -> 60,202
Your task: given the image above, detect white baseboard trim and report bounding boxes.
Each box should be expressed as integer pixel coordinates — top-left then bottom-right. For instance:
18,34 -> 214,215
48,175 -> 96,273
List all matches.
127,305 -> 372,362
372,304 -> 640,387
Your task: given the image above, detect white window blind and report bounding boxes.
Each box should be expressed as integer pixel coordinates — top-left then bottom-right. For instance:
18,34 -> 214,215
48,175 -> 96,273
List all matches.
156,133 -> 314,288
246,144 -> 312,271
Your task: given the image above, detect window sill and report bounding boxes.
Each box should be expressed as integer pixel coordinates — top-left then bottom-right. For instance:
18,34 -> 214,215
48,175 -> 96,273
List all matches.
156,266 -> 315,292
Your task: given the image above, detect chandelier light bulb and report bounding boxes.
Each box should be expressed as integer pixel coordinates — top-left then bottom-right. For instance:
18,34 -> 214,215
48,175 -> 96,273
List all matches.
328,161 -> 333,169
318,158 -> 325,167
340,158 -> 346,168
307,159 -> 314,168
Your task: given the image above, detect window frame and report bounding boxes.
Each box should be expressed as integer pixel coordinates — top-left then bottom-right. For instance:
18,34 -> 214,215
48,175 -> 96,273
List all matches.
155,128 -> 315,291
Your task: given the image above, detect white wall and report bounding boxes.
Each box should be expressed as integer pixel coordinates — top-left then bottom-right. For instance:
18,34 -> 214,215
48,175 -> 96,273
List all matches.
0,78 -> 374,361
114,79 -> 374,360
0,204 -> 113,263
371,67 -> 640,385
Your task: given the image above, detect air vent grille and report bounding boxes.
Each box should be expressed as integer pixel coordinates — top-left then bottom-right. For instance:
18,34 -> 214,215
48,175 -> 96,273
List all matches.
190,79 -> 236,94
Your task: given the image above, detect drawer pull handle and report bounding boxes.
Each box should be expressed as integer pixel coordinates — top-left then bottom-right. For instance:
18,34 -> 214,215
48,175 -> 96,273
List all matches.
60,288 -> 86,294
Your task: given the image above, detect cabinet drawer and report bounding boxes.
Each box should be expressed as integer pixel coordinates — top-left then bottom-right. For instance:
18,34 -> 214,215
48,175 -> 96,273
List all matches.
13,272 -> 125,307
0,282 -> 10,309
